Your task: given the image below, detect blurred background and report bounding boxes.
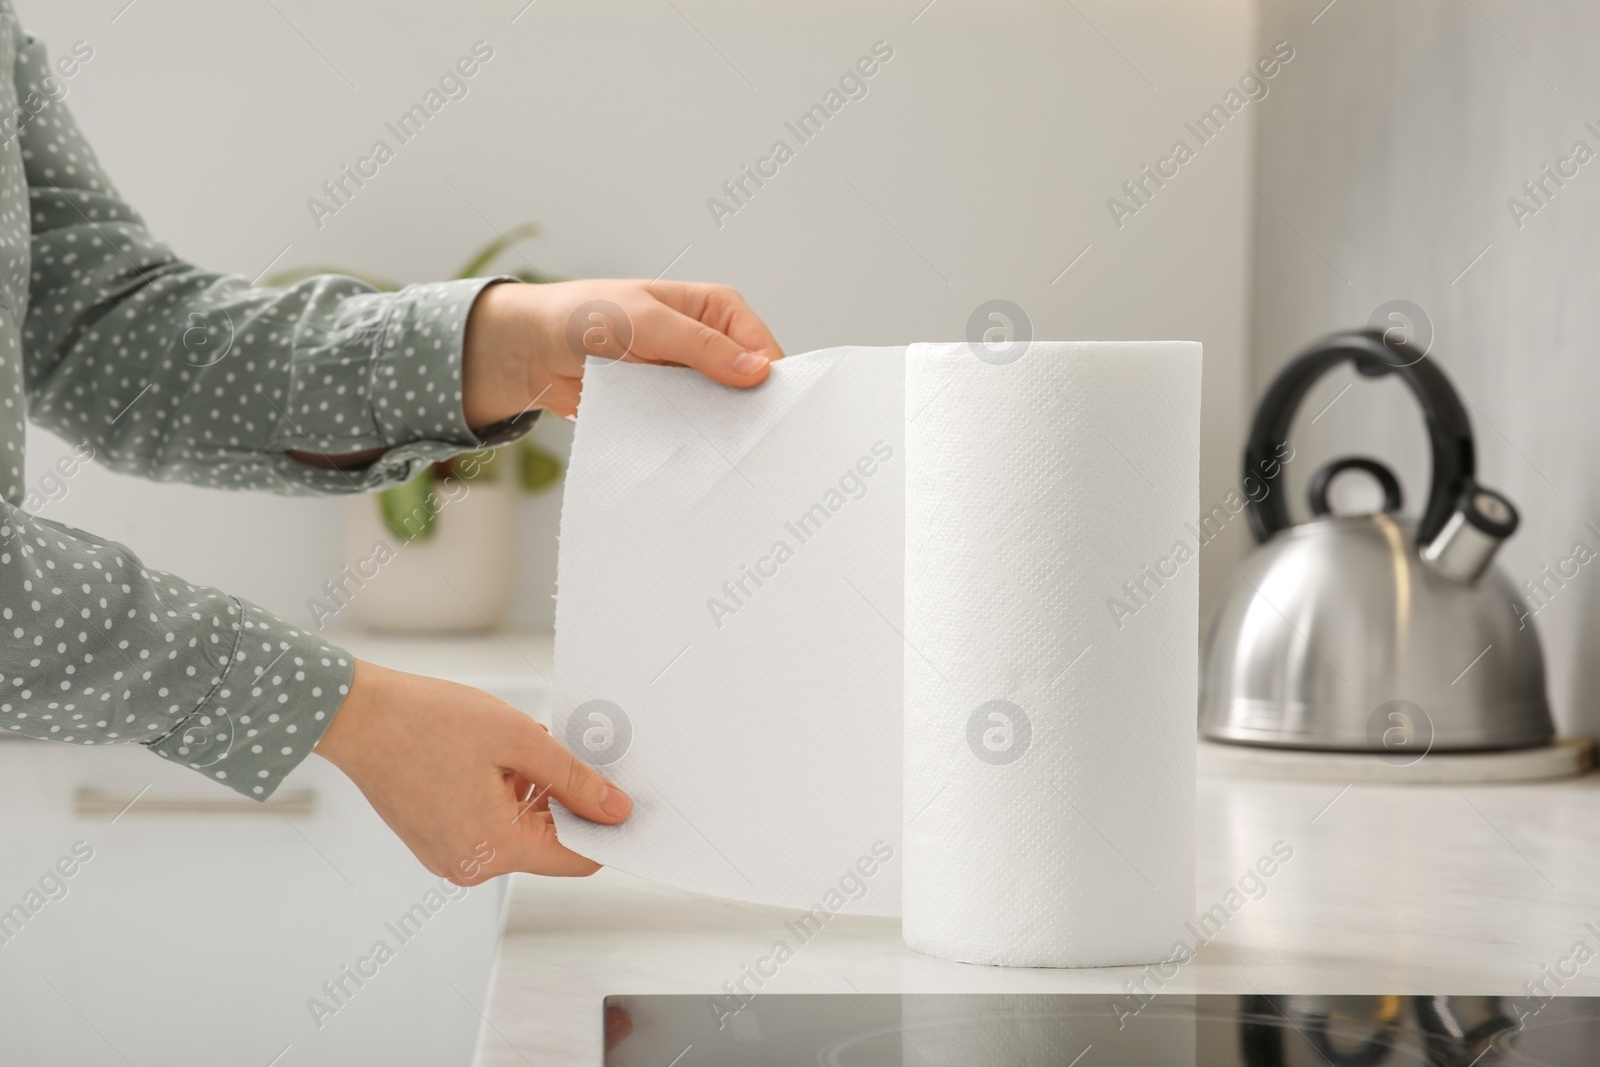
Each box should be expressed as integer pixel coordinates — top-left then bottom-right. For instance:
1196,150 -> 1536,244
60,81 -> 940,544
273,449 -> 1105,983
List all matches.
28,1 -> 1595,732
1252,0 -> 1600,742
9,2 -> 1600,1065
18,0 -> 1257,631
18,0 -> 1599,730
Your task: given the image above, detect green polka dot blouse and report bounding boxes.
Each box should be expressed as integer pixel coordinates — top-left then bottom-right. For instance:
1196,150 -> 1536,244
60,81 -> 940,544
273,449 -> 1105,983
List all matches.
0,9 -> 517,799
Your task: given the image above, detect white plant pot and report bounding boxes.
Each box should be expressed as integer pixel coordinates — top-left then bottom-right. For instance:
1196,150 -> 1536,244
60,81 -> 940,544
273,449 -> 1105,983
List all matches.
339,480 -> 516,634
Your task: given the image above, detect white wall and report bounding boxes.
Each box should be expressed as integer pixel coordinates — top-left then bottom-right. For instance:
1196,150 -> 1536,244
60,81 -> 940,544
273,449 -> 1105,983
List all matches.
19,0 -> 1256,633
1251,0 -> 1600,735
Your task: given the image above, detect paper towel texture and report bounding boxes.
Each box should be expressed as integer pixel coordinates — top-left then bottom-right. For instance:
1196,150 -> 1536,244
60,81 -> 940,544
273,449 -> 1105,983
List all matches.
552,341 -> 1201,964
552,346 -> 907,917
902,342 -> 1199,967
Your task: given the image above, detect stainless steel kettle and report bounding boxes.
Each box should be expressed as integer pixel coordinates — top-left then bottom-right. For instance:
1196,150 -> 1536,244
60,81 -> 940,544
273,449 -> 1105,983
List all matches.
1199,329 -> 1554,753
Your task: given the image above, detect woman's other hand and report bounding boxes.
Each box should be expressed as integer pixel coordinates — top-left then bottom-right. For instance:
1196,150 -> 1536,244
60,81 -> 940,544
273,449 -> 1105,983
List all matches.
314,661 -> 631,883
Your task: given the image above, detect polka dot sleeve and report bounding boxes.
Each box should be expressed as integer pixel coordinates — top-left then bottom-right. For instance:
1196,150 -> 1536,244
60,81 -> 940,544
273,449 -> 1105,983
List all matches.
12,27 -> 511,495
0,22 -> 522,797
1,509 -> 351,798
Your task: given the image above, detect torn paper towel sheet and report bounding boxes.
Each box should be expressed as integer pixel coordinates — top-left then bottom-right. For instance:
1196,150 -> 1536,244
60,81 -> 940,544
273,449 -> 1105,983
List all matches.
552,341 -> 1200,967
552,346 -> 908,916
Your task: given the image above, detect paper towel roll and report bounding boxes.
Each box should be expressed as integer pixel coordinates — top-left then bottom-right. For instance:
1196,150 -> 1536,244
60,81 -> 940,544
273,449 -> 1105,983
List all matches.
550,340 -> 1200,968
901,341 -> 1199,967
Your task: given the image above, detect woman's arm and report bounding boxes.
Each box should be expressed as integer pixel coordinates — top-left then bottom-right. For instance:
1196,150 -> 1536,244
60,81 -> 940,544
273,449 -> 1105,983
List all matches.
0,503 -> 351,798
13,29 -> 513,493
0,26 -> 763,873
14,34 -> 782,492
0,500 -> 636,877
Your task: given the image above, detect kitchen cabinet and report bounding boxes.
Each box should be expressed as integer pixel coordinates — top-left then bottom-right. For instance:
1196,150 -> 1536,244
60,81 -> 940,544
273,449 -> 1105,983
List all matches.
0,632 -> 551,1067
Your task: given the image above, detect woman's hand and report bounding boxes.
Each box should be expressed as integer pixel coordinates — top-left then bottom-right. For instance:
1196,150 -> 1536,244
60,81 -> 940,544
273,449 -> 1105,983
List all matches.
460,279 -> 785,422
313,660 -> 631,883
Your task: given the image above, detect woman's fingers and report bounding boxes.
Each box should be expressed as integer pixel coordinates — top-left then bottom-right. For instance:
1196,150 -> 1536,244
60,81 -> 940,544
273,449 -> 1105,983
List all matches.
628,301 -> 771,386
485,711 -> 629,879
504,279 -> 782,418
505,716 -> 633,827
314,663 -> 633,884
490,725 -> 631,877
639,282 -> 782,385
656,281 -> 785,363
496,810 -> 603,878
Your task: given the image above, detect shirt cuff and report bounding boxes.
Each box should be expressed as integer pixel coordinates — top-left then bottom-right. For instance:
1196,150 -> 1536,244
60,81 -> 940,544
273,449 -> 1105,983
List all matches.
369,276 -> 508,450
143,599 -> 353,799
278,275 -> 509,463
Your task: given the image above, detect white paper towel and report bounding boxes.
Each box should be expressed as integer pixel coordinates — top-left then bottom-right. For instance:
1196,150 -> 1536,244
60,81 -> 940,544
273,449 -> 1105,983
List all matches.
551,346 -> 908,917
552,341 -> 1200,966
902,342 -> 1198,967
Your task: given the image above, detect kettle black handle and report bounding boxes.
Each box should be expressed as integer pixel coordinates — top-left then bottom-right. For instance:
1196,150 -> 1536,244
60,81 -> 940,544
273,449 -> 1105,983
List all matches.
1243,329 -> 1474,546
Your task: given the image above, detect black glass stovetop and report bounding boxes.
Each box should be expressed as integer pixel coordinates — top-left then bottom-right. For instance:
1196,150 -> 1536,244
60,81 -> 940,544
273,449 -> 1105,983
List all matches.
600,994 -> 1598,1065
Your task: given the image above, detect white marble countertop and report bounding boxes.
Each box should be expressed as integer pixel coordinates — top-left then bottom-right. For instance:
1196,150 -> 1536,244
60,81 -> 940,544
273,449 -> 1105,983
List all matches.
481,770 -> 1600,1065
310,631 -> 1600,1065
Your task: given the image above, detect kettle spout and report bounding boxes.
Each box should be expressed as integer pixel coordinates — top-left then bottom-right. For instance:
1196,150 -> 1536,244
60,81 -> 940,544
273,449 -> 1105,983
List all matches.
1419,486 -> 1518,585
